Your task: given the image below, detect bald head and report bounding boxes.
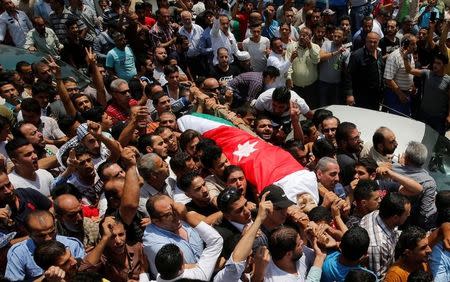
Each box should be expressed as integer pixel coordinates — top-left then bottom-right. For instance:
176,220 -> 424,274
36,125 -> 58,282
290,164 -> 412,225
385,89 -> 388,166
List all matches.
365,32 -> 380,52
203,78 -> 220,90
54,194 -> 80,216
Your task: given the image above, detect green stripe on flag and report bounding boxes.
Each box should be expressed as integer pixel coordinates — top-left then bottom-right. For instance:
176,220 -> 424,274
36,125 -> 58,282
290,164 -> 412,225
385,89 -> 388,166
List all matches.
191,112 -> 235,127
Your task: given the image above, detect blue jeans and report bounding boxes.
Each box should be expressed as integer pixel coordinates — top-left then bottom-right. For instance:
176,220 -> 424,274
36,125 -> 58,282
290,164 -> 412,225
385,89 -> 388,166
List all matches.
350,3 -> 372,35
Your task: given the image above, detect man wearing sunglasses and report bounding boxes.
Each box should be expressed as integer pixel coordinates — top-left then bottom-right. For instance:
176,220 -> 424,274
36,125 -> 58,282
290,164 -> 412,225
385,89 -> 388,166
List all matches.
106,78 -> 138,125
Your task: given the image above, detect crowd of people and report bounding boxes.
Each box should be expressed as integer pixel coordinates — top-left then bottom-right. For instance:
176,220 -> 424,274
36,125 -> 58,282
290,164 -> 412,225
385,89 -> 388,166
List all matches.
0,0 -> 450,281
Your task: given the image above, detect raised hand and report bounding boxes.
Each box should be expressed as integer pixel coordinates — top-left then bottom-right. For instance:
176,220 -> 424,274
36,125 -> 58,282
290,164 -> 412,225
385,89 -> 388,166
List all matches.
43,56 -> 61,77
66,148 -> 80,171
101,216 -> 116,239
257,191 -> 273,222
85,47 -> 97,66
87,120 -> 102,137
121,146 -> 139,167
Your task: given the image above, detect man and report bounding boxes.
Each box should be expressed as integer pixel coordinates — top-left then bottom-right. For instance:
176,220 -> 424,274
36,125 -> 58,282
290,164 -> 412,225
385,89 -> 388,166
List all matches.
0,170 -> 52,236
379,19 -> 400,61
68,0 -> 99,44
5,210 -> 86,281
349,0 -> 371,34
0,0 -> 33,47
286,27 -> 321,109
392,141 -> 438,230
155,126 -> 179,157
137,153 -> 170,216
48,0 -> 86,43
60,19 -> 89,69
322,227 -> 376,281
359,192 -> 411,279
403,52 -> 450,135
318,28 -> 350,106
316,157 -> 345,200
0,81 -> 21,113
5,138 -> 54,196
262,226 -> 326,281
106,32 -> 137,82
143,194 -> 204,277
210,13 -> 239,66
352,16 -> 374,51
179,10 -> 204,77
137,134 -> 169,159
321,115 -> 340,147
336,122 -> 363,186
385,226 -> 432,281
267,37 -> 293,88
215,187 -> 253,258
179,172 -> 218,216
253,116 -> 275,142
254,86 -> 312,130
158,111 -> 178,132
201,145 -> 230,200
360,127 -> 398,164
106,79 -> 138,124
150,7 -> 176,52
243,24 -> 270,72
384,34 -> 417,117
209,47 -> 240,85
346,179 -> 381,228
54,193 -> 99,248
24,16 -> 63,57
228,66 -> 280,107
11,121 -> 57,161
346,32 -> 383,110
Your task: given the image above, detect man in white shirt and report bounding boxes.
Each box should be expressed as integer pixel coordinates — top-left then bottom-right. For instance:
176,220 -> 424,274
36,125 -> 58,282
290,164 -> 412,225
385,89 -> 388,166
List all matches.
267,38 -> 296,87
243,24 -> 270,72
210,13 -> 239,66
24,16 -> 63,57
179,10 -> 204,76
5,138 -> 54,196
0,0 -> 33,47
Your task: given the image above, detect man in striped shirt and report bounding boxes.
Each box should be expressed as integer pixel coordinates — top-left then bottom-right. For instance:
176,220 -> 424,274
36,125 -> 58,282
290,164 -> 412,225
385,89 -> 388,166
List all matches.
384,34 -> 417,117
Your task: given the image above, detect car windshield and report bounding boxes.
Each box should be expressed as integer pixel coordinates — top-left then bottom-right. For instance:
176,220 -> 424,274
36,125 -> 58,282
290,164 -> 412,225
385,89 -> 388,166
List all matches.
429,134 -> 450,190
0,44 -> 91,89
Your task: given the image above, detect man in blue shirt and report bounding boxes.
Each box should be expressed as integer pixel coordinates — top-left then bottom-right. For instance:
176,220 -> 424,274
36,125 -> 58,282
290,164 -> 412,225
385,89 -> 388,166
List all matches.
106,31 -> 137,81
142,194 -> 204,277
5,210 -> 86,281
321,226 -> 376,282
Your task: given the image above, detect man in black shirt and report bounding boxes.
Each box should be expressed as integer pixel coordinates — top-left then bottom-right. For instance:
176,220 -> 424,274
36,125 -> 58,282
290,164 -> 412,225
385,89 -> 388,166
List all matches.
379,19 -> 400,61
209,47 -> 241,85
179,172 -> 218,216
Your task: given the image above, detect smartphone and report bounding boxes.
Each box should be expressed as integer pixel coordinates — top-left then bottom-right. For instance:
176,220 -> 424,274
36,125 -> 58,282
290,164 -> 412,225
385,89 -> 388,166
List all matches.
430,11 -> 437,22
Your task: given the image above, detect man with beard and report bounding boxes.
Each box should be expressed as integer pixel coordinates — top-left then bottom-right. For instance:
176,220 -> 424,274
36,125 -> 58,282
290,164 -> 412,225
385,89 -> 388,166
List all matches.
79,216 -> 149,281
209,47 -> 241,85
0,82 -> 22,113
13,122 -> 58,159
143,194 -> 204,277
137,57 -> 155,82
336,122 -> 363,186
253,116 -> 274,142
153,46 -> 169,84
105,32 -> 137,82
262,225 -> 326,281
54,194 -> 99,248
0,170 -> 51,237
155,126 -> 179,157
5,138 -> 54,197
0,0 -> 33,48
379,19 -> 400,61
320,116 -> 340,147
361,127 -> 398,165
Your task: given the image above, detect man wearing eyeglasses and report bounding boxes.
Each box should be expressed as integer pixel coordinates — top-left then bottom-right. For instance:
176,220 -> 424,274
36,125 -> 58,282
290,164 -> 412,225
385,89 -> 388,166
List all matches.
321,116 -> 340,147
5,210 -> 86,281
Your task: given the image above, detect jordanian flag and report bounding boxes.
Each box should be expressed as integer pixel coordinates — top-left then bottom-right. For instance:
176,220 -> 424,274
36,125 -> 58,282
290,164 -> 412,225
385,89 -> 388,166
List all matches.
178,113 -> 319,203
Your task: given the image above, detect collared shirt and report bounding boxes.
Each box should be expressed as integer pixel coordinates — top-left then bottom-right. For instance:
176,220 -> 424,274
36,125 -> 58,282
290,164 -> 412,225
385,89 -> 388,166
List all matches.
384,48 -> 414,91
143,222 -> 204,277
213,255 -> 248,282
267,52 -> 291,87
228,71 -> 264,105
150,21 -> 175,52
347,46 -> 383,93
198,26 -> 212,57
5,235 -> 86,281
179,23 -> 204,58
359,210 -> 400,279
286,41 -> 321,87
70,5 -> 99,43
48,7 -> 86,42
0,9 -> 33,47
24,27 -> 63,57
80,242 -> 146,282
430,241 -> 450,282
105,98 -> 138,125
138,180 -> 170,216
210,17 -> 238,65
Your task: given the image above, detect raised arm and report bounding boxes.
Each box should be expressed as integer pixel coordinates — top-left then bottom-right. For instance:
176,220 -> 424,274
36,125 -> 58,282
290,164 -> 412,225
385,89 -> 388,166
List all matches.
377,166 -> 423,196
119,147 -> 142,225
85,47 -> 107,107
87,121 -> 122,162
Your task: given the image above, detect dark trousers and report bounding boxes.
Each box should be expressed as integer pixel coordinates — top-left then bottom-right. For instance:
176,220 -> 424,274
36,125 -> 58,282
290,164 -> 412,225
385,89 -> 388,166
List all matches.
293,81 -> 319,109
354,87 -> 382,110
318,80 -> 340,107
384,88 -> 412,117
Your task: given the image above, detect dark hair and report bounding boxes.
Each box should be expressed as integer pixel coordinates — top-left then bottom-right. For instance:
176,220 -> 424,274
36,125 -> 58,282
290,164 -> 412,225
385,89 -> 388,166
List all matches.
355,157 -> 378,175
51,183 -> 82,201
175,34 -> 188,45
235,104 -> 256,118
16,61 -> 31,73
170,151 -> 193,176
354,180 -> 379,202
394,226 -> 426,260
362,16 -> 373,24
268,226 -> 299,260
270,37 -> 282,49
74,144 -> 92,158
223,165 -> 244,182
434,52 -> 449,65
308,206 -> 332,223
407,270 -> 433,282
65,18 -> 79,29
34,240 -> 67,271
195,138 -> 216,155
137,134 -> 157,154
152,91 -> 167,106
97,161 -> 119,182
301,119 -> 315,136
163,64 -> 179,76
81,106 -> 105,123
217,187 -> 242,213
336,122 -> 357,145
178,171 -> 200,192
200,145 -> 222,170
0,115 -> 10,133
20,98 -> 41,114
372,127 -> 388,150
5,137 -> 30,158
340,227 -> 370,261
146,194 -> 170,219
312,138 -> 336,159
58,115 -> 79,136
155,244 -> 184,280
179,129 -> 201,152
321,116 -> 340,128
272,87 -> 291,104
154,125 -> 171,136
11,121 -> 28,139
345,269 -> 376,282
379,192 -> 409,220
312,109 -> 333,129
262,66 -> 280,79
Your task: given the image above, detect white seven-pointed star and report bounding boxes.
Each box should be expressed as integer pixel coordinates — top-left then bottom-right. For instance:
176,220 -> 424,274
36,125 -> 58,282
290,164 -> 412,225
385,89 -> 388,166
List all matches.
233,141 -> 258,162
